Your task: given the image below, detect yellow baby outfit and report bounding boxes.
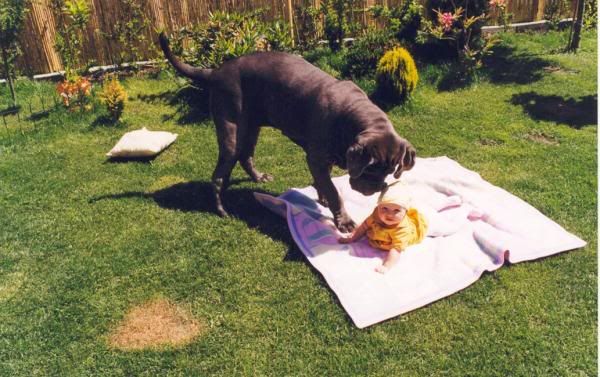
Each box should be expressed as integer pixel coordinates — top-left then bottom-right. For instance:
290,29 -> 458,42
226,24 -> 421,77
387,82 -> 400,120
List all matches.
365,208 -> 428,251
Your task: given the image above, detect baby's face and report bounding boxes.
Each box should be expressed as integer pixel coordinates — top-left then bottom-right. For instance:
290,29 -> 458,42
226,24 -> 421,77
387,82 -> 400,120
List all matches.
376,203 -> 407,226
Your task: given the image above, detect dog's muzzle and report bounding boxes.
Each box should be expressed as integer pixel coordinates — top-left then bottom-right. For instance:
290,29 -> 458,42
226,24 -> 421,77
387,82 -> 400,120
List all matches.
349,178 -> 387,196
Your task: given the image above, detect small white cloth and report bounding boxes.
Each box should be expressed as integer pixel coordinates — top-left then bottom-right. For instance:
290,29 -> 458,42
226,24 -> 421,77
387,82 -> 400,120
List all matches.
255,156 -> 586,328
106,127 -> 178,158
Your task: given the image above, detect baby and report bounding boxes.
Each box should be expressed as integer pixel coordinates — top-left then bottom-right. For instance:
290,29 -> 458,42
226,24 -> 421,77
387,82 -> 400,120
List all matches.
338,181 -> 428,274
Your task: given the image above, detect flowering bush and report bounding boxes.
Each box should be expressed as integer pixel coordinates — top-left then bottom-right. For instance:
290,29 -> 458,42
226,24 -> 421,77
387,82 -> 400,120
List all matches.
425,3 -> 500,73
56,75 -> 92,110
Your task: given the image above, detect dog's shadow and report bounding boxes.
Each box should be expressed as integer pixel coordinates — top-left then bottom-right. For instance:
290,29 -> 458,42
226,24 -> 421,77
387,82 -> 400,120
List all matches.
90,180 -> 360,324
89,180 -> 305,262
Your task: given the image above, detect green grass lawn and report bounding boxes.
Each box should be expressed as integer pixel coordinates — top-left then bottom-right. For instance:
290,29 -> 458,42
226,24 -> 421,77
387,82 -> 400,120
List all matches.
0,30 -> 596,376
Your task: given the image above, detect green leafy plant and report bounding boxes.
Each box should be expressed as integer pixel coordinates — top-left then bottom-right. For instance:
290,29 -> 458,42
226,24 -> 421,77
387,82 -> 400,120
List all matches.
99,75 -> 127,122
171,10 -> 292,69
489,0 -> 512,28
341,29 -> 398,78
424,3 -> 499,74
320,0 -> 361,51
375,46 -> 418,102
101,0 -> 151,68
52,0 -> 91,78
583,0 -> 596,30
294,3 -> 322,50
369,0 -> 423,44
544,0 -> 570,29
0,0 -> 29,107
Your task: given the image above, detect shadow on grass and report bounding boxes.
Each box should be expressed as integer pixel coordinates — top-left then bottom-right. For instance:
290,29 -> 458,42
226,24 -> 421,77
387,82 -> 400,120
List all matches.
89,181 -> 305,262
137,85 -> 211,125
90,180 -> 362,324
104,156 -> 159,163
482,44 -> 553,85
510,92 -> 598,129
91,114 -> 126,128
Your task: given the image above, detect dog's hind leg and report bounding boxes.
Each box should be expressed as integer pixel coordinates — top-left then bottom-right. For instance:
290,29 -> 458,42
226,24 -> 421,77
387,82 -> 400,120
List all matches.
211,117 -> 240,217
239,125 -> 273,183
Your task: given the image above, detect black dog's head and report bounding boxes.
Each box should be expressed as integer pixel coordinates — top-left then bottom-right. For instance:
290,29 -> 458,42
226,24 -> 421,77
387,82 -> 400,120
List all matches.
346,133 -> 416,196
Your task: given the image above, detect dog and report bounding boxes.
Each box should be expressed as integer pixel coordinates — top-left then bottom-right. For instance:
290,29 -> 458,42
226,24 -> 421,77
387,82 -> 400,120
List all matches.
158,33 -> 416,232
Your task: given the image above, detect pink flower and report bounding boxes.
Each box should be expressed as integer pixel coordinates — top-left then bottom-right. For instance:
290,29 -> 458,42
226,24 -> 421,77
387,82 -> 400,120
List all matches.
440,12 -> 455,31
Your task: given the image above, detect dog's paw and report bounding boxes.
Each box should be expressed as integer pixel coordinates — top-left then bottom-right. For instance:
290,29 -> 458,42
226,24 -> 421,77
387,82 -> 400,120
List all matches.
335,217 -> 356,233
216,205 -> 230,217
255,173 -> 274,183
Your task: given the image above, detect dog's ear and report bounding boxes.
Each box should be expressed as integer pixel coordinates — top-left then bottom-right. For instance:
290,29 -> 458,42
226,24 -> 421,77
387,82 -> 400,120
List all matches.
347,144 -> 375,178
393,141 -> 416,178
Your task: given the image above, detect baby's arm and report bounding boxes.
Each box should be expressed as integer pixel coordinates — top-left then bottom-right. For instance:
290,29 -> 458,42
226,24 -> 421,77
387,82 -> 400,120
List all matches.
338,220 -> 368,243
375,248 -> 402,274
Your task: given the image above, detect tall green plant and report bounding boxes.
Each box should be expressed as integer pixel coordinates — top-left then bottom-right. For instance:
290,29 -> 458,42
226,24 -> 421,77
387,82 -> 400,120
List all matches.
583,0 -> 596,29
101,0 -> 151,67
321,0 -> 344,51
52,0 -> 90,78
370,0 -> 423,44
0,0 -> 29,107
544,0 -> 570,29
294,3 -> 322,50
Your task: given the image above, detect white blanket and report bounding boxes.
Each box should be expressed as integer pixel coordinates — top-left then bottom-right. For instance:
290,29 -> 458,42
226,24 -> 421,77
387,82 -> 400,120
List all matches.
254,157 -> 586,328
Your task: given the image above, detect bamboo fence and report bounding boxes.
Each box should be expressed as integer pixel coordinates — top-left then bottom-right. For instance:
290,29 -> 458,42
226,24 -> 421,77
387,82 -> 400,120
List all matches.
15,0 -> 570,75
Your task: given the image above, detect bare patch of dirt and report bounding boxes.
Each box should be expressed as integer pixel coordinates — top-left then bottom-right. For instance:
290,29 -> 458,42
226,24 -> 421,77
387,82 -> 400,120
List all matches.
543,66 -> 579,74
525,130 -> 560,145
108,298 -> 203,351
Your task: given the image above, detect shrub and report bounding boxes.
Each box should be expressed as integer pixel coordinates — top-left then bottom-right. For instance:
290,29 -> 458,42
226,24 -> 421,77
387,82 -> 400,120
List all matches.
171,11 -> 292,69
303,47 -> 344,78
369,0 -> 423,44
375,47 -> 418,102
99,76 -> 127,121
341,29 -> 397,78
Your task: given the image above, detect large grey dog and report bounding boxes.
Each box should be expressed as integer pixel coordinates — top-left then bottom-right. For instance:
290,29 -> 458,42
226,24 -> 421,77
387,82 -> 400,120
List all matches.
158,33 -> 416,232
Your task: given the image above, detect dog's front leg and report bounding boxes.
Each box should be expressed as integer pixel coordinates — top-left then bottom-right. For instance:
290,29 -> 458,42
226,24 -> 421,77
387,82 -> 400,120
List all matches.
306,156 -> 356,233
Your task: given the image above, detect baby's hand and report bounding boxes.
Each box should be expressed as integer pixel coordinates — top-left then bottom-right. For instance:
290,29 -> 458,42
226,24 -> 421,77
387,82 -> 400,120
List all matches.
375,265 -> 389,274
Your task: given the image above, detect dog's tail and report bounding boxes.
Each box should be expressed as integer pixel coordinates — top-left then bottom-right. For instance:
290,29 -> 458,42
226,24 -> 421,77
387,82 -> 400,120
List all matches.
158,32 -> 213,85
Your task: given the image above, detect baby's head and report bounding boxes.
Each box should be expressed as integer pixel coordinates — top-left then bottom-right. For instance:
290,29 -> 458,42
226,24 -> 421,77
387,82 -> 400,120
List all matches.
376,181 -> 412,226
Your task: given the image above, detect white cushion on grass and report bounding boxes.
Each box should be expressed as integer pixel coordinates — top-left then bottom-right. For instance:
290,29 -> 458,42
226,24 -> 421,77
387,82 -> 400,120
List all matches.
106,127 -> 178,158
